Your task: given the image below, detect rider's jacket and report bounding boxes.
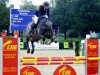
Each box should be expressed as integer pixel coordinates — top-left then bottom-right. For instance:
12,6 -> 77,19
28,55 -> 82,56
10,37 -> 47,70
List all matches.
35,5 -> 50,18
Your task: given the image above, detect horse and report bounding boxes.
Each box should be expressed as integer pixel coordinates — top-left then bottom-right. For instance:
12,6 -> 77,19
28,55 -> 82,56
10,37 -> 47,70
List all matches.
25,17 -> 57,54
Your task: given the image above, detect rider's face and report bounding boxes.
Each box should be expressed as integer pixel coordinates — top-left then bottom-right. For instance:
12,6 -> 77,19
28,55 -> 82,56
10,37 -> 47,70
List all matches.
44,6 -> 49,9
32,16 -> 35,20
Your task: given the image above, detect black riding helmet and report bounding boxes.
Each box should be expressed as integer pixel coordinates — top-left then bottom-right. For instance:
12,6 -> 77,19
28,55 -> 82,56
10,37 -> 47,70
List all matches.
43,1 -> 50,6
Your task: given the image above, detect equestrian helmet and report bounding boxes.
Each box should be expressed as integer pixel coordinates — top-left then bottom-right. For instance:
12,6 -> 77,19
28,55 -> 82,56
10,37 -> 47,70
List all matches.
43,1 -> 50,6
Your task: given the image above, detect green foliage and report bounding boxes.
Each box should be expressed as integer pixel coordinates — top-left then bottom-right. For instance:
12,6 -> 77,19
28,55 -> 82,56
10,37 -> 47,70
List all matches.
0,2 -> 10,32
75,41 -> 80,56
73,0 -> 100,35
75,41 -> 80,50
0,0 -> 9,3
58,36 -> 82,42
51,0 -> 76,32
20,0 -> 37,10
51,0 -> 100,37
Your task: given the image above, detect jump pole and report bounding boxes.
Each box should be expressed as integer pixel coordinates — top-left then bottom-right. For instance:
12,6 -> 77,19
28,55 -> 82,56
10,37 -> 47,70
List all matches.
20,61 -> 85,65
20,57 -> 100,62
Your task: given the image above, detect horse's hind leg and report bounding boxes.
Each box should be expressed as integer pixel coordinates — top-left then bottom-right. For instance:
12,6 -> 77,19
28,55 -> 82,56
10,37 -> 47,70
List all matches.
48,30 -> 54,44
31,39 -> 34,54
26,36 -> 30,54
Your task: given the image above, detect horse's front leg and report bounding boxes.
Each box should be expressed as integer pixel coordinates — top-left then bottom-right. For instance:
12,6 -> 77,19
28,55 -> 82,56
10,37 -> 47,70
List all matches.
53,30 -> 58,43
31,39 -> 34,54
26,36 -> 30,54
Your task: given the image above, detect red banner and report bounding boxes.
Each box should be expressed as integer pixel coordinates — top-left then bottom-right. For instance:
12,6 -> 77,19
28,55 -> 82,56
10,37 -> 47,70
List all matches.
53,65 -> 77,75
20,66 -> 41,75
87,39 -> 98,75
3,38 -> 18,75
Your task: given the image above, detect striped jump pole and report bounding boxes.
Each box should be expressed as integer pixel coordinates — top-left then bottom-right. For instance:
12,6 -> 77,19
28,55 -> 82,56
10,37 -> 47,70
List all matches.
20,57 -> 100,62
20,61 -> 85,65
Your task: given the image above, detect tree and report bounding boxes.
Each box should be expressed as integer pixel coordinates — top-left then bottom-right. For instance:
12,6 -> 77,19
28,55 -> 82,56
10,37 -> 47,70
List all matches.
51,0 -> 100,37
51,0 -> 76,36
20,0 -> 37,10
50,0 -> 56,8
0,0 -> 9,3
10,4 -> 14,8
0,2 -> 10,32
70,0 -> 100,37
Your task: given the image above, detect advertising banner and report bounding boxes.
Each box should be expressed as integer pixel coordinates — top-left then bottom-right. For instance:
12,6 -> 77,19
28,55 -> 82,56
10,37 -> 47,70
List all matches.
10,9 -> 35,31
87,39 -> 98,75
29,42 -> 59,50
53,65 -> 77,75
20,66 -> 41,75
3,38 -> 18,75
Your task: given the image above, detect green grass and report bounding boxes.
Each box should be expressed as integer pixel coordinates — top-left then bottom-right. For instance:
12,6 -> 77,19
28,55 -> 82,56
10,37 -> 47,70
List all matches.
58,36 -> 83,42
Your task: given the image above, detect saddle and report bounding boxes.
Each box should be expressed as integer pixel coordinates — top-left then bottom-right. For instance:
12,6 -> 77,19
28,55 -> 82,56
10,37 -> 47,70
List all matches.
31,17 -> 45,29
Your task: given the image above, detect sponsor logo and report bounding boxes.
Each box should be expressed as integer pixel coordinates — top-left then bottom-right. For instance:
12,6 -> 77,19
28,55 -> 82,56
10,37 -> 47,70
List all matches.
88,42 -> 97,49
3,40 -> 17,50
3,40 -> 12,47
53,65 -> 77,75
59,66 -> 71,75
23,69 -> 35,75
20,66 -> 41,75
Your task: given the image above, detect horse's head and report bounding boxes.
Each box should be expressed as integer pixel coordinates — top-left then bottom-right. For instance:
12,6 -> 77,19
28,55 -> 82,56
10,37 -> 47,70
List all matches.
45,19 -> 53,29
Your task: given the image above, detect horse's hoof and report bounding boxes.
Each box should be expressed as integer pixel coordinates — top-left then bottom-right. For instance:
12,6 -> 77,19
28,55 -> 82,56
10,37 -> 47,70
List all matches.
54,41 -> 58,43
31,50 -> 34,54
27,50 -> 30,54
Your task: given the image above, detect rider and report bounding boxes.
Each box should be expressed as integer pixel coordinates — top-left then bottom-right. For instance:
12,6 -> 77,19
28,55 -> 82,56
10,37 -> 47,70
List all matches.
29,2 -> 50,34
29,2 -> 50,37
35,1 -> 50,26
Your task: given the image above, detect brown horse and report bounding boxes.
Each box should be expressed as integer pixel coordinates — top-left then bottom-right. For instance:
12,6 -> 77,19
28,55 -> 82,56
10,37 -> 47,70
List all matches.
25,17 -> 57,54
